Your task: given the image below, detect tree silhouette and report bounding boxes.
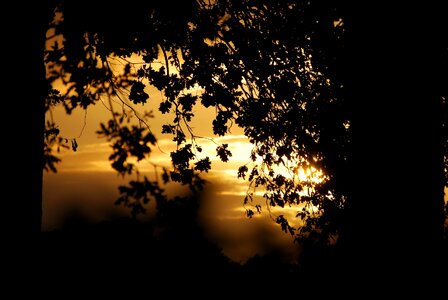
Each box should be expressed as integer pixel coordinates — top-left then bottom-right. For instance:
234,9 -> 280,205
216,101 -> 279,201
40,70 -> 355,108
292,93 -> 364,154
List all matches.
10,1 -> 447,285
341,0 -> 448,279
5,2 -> 56,240
44,0 -> 350,240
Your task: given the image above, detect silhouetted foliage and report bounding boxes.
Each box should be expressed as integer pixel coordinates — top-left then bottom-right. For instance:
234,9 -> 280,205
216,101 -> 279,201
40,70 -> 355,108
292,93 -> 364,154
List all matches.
44,0 -> 353,245
39,0 -> 448,280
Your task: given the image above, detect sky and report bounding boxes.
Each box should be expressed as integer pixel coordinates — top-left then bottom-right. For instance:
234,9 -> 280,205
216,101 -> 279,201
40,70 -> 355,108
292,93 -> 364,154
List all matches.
44,29 -> 448,265
43,77 -> 302,263
43,29 -> 448,266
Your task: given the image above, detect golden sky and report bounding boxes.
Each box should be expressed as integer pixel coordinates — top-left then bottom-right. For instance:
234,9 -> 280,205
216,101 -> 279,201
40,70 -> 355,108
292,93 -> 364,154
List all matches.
45,47 -> 448,264
43,3 -> 448,267
43,79 -> 302,262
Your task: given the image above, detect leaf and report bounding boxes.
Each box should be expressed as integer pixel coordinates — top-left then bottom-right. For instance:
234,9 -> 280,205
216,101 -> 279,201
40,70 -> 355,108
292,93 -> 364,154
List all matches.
244,192 -> 253,205
212,110 -> 232,136
216,144 -> 232,162
194,157 -> 212,172
161,124 -> 175,134
71,138 -> 78,152
170,144 -> 195,170
276,215 -> 295,235
178,94 -> 197,112
237,165 -> 248,179
159,101 -> 172,114
162,168 -> 170,184
201,93 -> 216,107
129,81 -> 149,104
170,171 -> 181,182
173,130 -> 186,146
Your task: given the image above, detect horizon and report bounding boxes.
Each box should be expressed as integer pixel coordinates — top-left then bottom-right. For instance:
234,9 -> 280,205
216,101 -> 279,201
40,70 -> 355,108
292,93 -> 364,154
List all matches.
43,96 -> 304,263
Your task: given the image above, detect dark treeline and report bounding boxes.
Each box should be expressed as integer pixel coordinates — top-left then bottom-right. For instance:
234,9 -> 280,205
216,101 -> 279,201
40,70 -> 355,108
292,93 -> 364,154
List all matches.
34,196 -> 327,296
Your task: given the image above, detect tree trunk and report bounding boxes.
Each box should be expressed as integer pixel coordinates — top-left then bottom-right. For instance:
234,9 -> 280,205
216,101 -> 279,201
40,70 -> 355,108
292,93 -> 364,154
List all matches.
340,1 -> 446,291
5,3 -> 54,239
